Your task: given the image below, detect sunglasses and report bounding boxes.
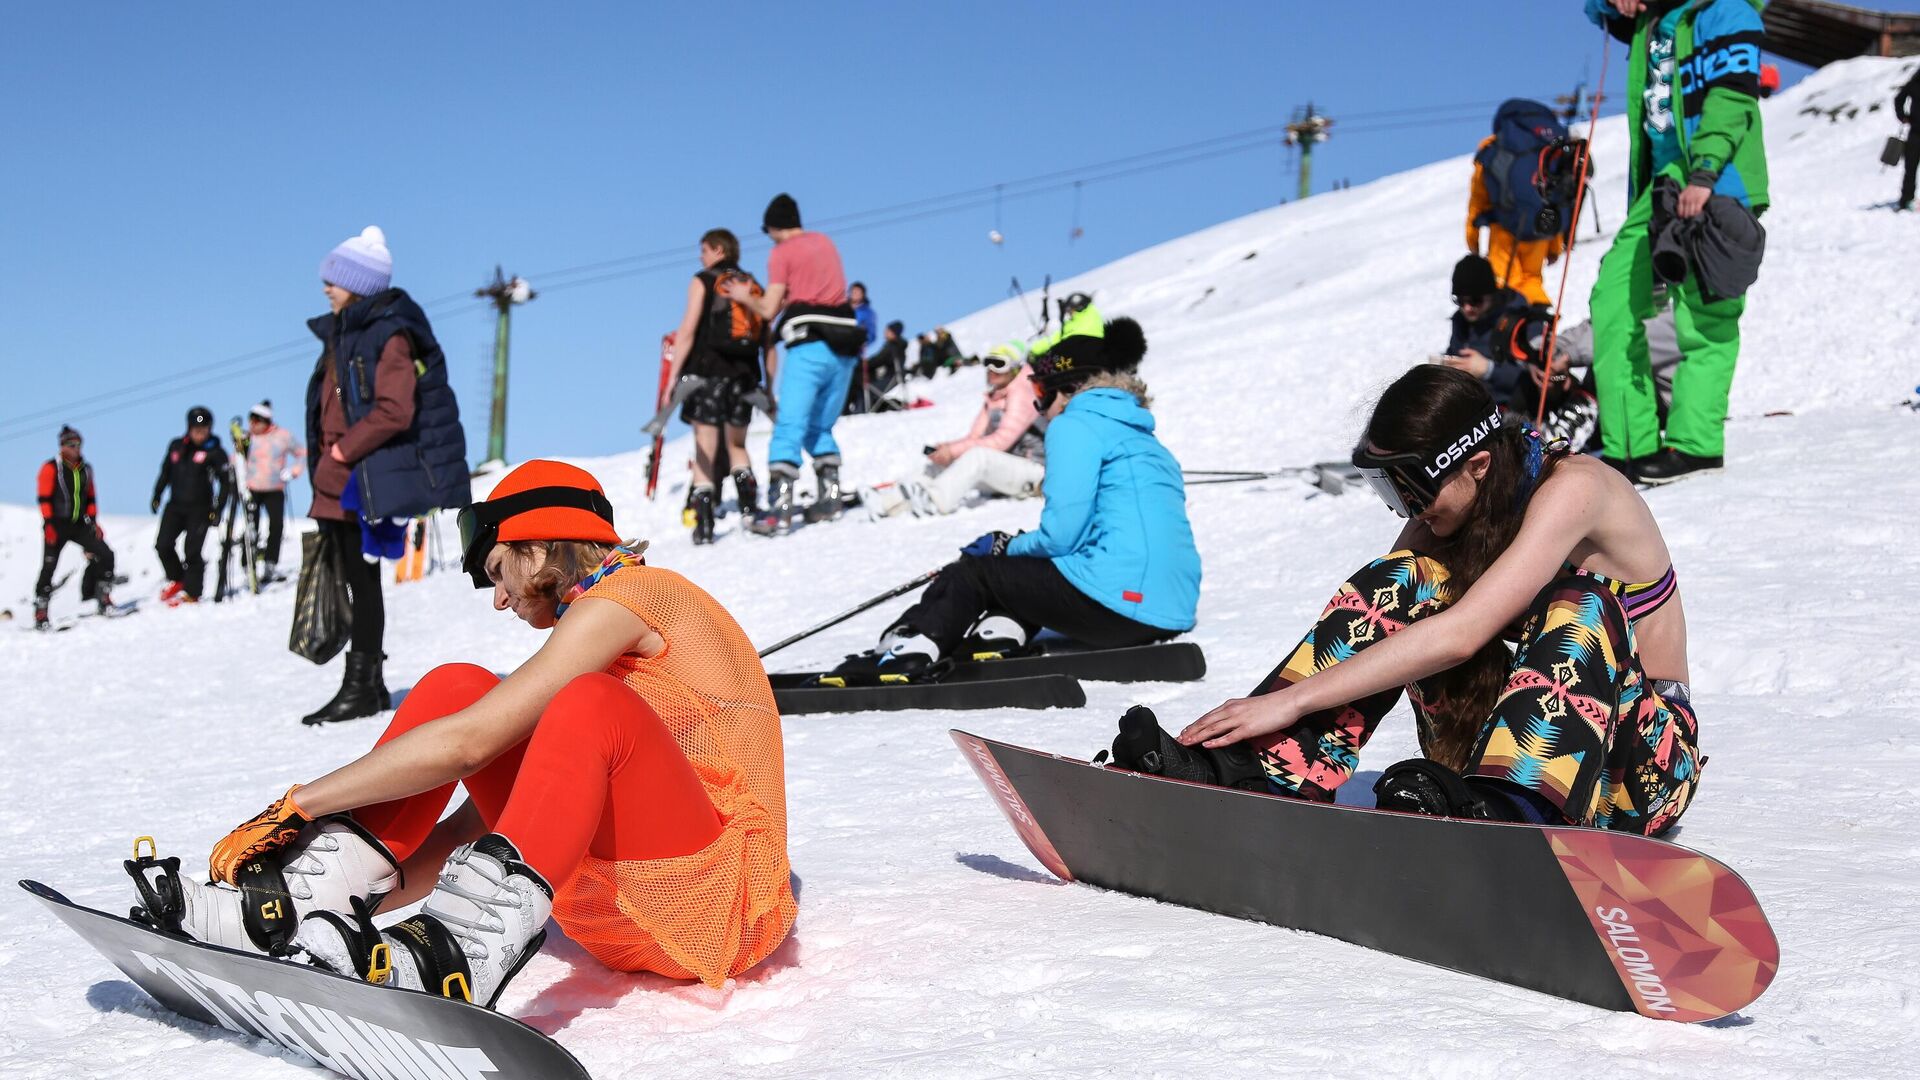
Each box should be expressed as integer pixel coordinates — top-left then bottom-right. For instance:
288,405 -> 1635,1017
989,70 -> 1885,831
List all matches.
457,486 -> 615,589
60,439 -> 82,449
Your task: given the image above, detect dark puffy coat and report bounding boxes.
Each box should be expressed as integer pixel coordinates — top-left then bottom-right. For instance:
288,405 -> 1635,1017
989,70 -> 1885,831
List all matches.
306,289 -> 471,520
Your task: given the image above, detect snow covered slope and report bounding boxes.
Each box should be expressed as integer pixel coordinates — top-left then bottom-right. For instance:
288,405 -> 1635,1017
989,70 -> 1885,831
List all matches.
4,56 -> 1918,1079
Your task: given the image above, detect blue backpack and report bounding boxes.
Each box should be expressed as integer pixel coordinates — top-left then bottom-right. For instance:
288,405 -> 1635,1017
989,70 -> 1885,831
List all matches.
1474,99 -> 1583,242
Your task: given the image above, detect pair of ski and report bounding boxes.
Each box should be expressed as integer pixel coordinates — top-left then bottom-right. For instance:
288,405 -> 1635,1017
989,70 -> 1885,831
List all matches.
25,597 -> 141,633
770,641 -> 1208,715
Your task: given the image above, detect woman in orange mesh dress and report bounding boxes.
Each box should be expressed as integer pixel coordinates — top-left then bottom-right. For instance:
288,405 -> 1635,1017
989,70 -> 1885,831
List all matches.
131,459 -> 795,1009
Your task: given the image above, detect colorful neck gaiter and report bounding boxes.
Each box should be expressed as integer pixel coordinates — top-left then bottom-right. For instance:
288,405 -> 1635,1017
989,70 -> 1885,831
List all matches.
556,543 -> 646,619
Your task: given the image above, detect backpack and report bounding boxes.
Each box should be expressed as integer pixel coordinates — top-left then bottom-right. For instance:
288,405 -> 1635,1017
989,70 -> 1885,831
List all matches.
701,267 -> 767,359
1474,99 -> 1586,242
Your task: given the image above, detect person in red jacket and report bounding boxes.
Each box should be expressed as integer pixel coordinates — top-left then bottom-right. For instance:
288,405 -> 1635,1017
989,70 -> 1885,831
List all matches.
33,425 -> 117,629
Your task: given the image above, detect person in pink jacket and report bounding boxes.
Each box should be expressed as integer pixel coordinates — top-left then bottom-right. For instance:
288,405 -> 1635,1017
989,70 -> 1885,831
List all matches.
861,342 -> 1047,518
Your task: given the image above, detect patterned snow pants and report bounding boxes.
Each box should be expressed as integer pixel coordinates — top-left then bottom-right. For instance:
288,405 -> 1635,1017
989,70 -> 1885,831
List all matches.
1247,551 -> 1703,836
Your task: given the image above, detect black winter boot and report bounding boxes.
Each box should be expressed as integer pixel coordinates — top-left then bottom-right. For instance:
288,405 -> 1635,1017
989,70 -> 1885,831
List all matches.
690,486 -> 716,545
1110,705 -> 1269,792
302,651 -> 390,725
731,469 -> 759,518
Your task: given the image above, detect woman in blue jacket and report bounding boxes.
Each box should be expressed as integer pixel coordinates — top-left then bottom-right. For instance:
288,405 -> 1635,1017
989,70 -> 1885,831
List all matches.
827,318 -> 1201,683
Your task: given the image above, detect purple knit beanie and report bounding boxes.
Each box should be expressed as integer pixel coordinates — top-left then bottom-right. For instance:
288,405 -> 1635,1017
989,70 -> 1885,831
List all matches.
319,226 -> 393,296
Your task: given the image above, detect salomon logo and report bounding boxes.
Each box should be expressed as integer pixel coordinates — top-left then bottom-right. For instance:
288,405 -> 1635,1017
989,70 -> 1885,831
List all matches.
1593,906 -> 1677,1014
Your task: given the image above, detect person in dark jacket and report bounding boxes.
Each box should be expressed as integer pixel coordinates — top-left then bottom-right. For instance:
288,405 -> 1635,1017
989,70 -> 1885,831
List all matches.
1440,256 -> 1597,448
151,405 -> 229,605
1897,65 -> 1919,212
303,225 -> 472,725
33,425 -> 117,628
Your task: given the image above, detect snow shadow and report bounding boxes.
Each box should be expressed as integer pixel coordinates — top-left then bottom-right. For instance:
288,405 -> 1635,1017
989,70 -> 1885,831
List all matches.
953,851 -> 1063,886
86,979 -> 305,1067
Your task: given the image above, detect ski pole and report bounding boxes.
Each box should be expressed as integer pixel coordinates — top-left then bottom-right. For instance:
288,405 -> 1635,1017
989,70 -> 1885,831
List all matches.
757,569 -> 940,659
1535,26 -> 1612,430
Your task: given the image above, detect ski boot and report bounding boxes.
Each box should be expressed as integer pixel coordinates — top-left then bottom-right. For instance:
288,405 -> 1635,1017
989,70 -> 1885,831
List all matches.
748,470 -> 797,537
689,486 -> 717,546
1109,705 -> 1270,792
297,834 -> 551,1010
33,603 -> 51,631
125,817 -> 401,956
957,613 -> 1031,662
732,468 -> 759,519
94,588 -> 118,617
802,460 -> 845,525
818,626 -> 939,687
302,650 -> 391,725
903,480 -> 936,518
681,486 -> 699,529
159,581 -> 185,607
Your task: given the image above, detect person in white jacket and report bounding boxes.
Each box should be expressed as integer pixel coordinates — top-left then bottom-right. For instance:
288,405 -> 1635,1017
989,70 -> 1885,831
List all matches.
862,342 -> 1047,518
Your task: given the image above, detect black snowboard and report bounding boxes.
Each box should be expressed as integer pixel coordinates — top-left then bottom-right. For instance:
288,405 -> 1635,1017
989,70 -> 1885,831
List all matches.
23,880 -> 591,1079
774,673 -> 1085,715
952,732 -> 1778,1022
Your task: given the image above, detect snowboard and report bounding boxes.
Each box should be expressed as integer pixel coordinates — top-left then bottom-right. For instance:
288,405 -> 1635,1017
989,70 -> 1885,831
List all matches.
22,879 -> 590,1080
952,731 -> 1778,1022
774,673 -> 1085,716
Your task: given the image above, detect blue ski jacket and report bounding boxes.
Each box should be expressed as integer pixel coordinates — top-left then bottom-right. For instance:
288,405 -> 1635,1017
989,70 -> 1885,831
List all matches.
1007,388 -> 1200,632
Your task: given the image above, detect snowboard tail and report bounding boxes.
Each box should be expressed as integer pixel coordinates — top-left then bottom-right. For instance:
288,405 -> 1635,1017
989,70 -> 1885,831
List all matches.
952,731 -> 1777,1022
23,879 -> 589,1079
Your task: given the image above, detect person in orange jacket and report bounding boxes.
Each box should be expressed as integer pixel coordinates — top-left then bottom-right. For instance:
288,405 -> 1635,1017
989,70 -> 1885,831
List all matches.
1466,135 -> 1565,307
33,425 -> 118,628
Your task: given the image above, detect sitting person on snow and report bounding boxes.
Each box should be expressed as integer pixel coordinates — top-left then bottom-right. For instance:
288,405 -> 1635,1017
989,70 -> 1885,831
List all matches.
825,318 -> 1199,682
860,340 -> 1047,518
130,461 -> 795,1009
1439,255 -> 1597,450
1112,365 -> 1701,837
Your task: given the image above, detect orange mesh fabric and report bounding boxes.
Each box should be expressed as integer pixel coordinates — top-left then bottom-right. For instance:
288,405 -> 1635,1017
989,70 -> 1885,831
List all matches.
548,566 -> 795,987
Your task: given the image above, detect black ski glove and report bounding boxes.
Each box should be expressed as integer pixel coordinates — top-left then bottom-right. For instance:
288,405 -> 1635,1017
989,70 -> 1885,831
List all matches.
960,530 -> 1019,558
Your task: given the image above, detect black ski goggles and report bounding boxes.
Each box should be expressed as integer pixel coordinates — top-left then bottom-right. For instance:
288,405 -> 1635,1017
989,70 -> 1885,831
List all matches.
457,486 -> 615,589
1351,408 -> 1503,519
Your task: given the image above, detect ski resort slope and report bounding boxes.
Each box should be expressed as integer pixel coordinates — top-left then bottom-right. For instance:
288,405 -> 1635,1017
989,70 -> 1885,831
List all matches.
4,55 -> 1918,1079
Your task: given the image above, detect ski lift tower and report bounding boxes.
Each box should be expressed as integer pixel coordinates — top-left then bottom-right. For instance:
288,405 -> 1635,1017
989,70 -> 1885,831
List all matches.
475,266 -> 536,471
1284,103 -> 1334,202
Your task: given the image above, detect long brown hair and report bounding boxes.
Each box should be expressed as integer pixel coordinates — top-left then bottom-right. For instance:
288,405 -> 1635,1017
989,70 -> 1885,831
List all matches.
1364,365 -> 1531,768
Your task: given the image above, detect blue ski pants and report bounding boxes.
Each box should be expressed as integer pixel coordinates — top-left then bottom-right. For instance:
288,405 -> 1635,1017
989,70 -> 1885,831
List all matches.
768,340 -> 857,470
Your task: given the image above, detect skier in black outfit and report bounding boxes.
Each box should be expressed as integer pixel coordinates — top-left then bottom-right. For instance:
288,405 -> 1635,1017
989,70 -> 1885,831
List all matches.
1441,255 -> 1597,448
1897,66 -> 1919,213
32,425 -> 118,628
151,405 -> 229,604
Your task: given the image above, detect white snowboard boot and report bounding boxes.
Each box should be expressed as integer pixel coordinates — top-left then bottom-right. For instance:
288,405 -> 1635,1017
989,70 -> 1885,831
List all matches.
297,833 -> 551,1009
128,816 -> 401,956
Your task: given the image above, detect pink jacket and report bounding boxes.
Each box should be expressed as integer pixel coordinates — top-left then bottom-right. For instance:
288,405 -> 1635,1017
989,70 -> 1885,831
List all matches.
942,369 -> 1045,461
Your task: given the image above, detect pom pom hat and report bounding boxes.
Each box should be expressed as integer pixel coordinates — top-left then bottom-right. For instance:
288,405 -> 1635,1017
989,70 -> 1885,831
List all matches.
320,226 -> 394,297
459,460 -> 620,589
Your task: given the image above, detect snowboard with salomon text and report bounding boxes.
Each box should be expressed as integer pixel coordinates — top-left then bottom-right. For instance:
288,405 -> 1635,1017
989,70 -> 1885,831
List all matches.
952,731 -> 1777,1022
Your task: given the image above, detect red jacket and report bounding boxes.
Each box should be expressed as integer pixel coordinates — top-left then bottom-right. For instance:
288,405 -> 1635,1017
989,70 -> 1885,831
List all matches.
38,457 -> 100,541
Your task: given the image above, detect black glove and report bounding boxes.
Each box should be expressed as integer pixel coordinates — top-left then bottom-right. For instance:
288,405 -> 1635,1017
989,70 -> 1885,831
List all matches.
150,496 -> 160,514
960,530 -> 1017,558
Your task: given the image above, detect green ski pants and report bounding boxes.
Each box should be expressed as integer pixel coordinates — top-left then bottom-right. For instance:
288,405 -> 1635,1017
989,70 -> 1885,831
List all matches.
1589,185 -> 1746,460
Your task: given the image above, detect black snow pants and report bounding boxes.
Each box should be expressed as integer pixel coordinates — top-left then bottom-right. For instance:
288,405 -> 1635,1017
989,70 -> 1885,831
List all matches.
156,502 -> 213,599
895,554 -> 1169,656
35,520 -> 116,603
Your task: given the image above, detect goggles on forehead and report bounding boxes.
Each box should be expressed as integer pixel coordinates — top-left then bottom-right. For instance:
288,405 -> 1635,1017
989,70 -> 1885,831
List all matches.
1351,408 -> 1503,519
60,438 -> 82,448
457,486 -> 615,589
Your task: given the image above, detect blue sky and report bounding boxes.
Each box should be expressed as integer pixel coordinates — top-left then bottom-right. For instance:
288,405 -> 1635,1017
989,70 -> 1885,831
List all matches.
3,1 -> 1908,511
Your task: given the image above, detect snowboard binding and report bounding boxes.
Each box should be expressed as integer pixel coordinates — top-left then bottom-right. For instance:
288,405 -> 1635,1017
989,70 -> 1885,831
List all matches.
125,836 -> 185,931
1109,705 -> 1269,792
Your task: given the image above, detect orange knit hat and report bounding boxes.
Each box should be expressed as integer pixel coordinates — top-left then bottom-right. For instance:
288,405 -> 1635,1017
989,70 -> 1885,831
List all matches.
459,459 -> 619,587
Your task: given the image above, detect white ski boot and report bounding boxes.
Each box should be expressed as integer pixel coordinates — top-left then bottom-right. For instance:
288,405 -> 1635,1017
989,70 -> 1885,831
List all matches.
127,816 -> 401,956
297,833 -> 551,1009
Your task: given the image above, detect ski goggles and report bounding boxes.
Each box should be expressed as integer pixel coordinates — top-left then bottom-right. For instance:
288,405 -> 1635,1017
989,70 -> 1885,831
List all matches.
457,486 -> 616,589
1351,408 -> 1503,518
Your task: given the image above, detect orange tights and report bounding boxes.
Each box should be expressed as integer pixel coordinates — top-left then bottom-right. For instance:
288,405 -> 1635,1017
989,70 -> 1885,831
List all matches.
351,663 -> 722,885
